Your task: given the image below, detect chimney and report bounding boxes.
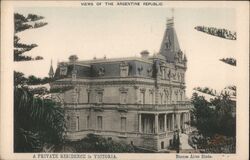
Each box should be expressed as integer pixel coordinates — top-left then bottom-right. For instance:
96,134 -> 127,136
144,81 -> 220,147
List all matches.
140,50 -> 150,58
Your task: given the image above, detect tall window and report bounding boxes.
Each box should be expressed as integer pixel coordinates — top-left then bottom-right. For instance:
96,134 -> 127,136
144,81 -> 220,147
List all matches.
121,117 -> 126,132
87,116 -> 90,129
150,92 -> 154,104
97,92 -> 103,103
174,91 -> 178,102
120,92 -> 127,104
87,91 -> 90,103
162,68 -> 165,79
164,92 -> 168,104
140,92 -> 145,104
97,116 -> 103,130
76,116 -> 79,131
160,93 -> 163,104
180,91 -> 183,101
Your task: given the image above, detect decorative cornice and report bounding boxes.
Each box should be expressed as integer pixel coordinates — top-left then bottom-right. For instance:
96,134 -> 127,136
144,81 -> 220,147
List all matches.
140,88 -> 146,93
119,87 -> 129,92
149,88 -> 155,93
95,88 -> 104,92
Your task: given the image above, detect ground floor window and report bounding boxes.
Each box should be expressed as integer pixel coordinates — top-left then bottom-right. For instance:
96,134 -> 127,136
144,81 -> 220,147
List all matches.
87,115 -> 90,129
121,117 -> 126,132
97,116 -> 103,130
76,116 -> 79,131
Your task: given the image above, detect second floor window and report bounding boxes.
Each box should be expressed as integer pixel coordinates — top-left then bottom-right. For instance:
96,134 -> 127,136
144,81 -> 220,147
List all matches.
120,92 -> 127,104
87,91 -> 90,103
150,92 -> 154,104
97,92 -> 103,103
140,92 -> 145,104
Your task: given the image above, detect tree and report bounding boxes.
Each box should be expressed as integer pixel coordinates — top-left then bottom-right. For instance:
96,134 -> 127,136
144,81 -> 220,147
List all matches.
219,57 -> 236,66
14,13 -> 48,61
14,13 -> 65,152
171,130 -> 180,153
190,92 -> 236,153
210,93 -> 236,137
191,92 -> 235,137
14,72 -> 65,152
191,93 -> 218,138
67,134 -> 135,153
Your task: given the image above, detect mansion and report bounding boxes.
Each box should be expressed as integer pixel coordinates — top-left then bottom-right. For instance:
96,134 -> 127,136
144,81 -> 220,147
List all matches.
50,17 -> 192,151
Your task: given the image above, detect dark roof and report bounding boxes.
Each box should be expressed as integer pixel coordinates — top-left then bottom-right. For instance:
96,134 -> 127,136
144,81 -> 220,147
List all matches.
159,18 -> 181,62
54,18 -> 183,80
54,58 -> 155,79
48,65 -> 54,76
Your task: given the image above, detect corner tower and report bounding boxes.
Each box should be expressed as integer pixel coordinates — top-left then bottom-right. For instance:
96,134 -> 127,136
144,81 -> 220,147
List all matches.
159,17 -> 181,63
48,60 -> 54,78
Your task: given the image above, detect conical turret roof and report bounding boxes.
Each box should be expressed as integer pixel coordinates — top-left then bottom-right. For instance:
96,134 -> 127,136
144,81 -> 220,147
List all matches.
159,18 -> 181,62
48,60 -> 54,78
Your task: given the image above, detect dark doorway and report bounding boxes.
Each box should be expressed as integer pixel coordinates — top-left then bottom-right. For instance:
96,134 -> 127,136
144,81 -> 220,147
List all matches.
161,141 -> 164,149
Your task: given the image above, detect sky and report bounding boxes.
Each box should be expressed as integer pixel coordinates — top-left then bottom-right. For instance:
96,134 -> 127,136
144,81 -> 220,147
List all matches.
14,7 -> 237,97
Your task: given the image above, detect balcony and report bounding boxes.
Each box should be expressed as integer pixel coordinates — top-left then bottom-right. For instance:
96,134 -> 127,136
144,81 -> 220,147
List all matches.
137,102 -> 192,111
116,105 -> 128,112
92,104 -> 104,111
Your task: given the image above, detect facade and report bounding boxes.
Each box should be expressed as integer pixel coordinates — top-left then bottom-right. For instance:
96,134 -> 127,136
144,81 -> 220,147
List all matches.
50,17 -> 192,151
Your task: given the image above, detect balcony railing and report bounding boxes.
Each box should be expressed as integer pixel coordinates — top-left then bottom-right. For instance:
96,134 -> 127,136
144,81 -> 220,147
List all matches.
64,101 -> 193,111
137,102 -> 192,111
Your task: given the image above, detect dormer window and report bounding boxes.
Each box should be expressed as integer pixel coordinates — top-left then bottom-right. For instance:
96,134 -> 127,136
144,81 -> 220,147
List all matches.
165,36 -> 171,49
72,69 -> 77,80
137,66 -> 143,75
120,62 -> 129,77
147,67 -> 153,76
98,67 -> 105,76
60,64 -> 68,76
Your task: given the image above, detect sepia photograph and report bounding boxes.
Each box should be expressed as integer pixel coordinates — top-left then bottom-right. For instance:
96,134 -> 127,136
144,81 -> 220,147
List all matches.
1,1 -> 249,160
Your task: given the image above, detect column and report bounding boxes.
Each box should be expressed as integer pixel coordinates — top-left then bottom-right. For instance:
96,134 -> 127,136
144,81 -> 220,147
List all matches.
186,113 -> 189,129
155,114 -> 158,134
138,113 -> 142,133
171,114 -> 175,131
183,113 -> 186,130
176,113 -> 181,130
167,114 -> 170,131
188,112 -> 191,132
164,114 -> 167,132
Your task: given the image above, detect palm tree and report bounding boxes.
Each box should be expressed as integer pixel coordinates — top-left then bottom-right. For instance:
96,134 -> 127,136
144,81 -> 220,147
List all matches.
14,72 -> 65,152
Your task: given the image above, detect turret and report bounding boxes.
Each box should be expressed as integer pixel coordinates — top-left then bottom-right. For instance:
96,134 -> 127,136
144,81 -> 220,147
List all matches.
183,54 -> 187,66
159,16 -> 181,63
48,60 -> 54,78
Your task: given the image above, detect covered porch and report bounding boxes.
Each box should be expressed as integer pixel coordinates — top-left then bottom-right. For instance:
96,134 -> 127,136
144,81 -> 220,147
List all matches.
138,112 -> 191,134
